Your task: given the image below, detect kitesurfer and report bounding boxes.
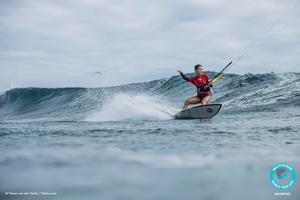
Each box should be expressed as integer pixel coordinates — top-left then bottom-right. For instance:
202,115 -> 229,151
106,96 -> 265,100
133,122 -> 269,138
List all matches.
178,64 -> 212,109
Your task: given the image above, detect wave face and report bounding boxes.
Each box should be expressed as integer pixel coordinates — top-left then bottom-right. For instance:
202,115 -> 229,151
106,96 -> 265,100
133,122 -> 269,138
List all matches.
0,72 -> 299,121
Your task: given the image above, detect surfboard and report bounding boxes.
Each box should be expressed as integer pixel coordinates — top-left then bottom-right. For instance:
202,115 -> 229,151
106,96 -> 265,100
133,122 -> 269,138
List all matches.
173,104 -> 222,119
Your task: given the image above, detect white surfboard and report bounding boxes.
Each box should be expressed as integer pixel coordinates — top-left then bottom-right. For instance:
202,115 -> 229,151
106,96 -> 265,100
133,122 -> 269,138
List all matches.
174,104 -> 222,119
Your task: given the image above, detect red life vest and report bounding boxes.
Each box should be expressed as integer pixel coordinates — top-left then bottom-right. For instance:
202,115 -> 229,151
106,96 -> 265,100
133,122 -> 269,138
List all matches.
187,74 -> 210,87
187,74 -> 211,97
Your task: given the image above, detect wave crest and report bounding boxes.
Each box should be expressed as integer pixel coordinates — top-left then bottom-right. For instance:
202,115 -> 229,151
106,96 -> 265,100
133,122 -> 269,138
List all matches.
0,72 -> 299,120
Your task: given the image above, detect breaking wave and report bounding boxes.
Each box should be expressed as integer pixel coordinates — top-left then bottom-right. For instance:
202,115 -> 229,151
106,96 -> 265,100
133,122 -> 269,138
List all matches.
0,72 -> 299,121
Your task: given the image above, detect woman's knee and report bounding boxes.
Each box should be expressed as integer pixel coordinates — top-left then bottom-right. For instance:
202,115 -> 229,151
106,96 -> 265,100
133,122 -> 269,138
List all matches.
185,98 -> 195,104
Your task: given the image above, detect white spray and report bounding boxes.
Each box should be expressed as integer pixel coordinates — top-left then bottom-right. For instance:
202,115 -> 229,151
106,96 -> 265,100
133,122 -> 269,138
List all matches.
86,93 -> 177,121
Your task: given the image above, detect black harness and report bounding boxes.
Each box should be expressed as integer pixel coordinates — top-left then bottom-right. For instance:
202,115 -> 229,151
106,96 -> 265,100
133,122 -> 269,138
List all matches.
196,84 -> 211,94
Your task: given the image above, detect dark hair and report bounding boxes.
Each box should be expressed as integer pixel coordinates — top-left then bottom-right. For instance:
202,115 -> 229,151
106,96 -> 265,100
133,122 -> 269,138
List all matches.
194,64 -> 202,70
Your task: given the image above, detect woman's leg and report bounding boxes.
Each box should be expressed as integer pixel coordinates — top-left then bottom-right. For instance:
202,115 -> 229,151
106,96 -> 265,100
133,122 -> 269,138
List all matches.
201,95 -> 212,105
183,96 -> 202,109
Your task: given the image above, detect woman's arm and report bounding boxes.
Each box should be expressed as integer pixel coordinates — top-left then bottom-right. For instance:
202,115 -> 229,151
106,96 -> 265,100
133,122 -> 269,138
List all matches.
204,74 -> 213,89
177,70 -> 189,81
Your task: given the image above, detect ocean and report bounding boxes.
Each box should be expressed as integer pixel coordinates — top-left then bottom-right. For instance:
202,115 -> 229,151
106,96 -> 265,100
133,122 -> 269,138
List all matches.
0,72 -> 299,200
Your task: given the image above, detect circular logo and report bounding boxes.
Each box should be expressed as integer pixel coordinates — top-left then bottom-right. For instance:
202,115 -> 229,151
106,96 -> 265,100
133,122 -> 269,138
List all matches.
207,108 -> 213,113
270,163 -> 296,189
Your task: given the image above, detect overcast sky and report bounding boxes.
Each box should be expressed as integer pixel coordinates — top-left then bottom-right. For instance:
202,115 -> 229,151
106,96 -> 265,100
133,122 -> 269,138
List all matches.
0,0 -> 299,91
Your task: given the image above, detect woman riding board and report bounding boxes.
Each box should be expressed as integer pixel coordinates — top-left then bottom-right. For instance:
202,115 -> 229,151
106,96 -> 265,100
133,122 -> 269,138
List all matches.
178,64 -> 212,109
